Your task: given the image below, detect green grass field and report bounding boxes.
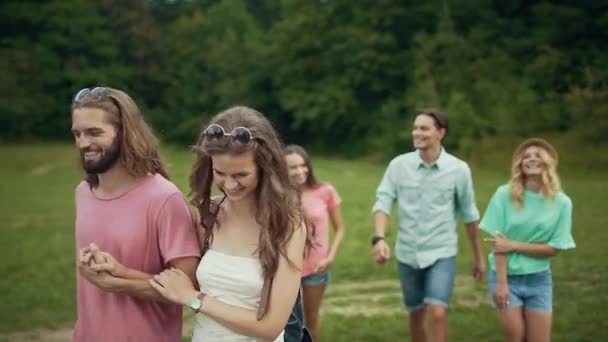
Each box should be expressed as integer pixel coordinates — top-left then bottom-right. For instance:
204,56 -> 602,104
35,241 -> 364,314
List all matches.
1,135 -> 607,341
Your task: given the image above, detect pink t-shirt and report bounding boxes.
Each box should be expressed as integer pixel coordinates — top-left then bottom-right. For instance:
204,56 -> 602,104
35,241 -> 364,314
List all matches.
301,183 -> 342,277
72,174 -> 201,342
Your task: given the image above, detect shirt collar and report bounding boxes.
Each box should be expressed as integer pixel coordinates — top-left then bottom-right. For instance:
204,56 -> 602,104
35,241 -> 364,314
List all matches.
416,147 -> 446,170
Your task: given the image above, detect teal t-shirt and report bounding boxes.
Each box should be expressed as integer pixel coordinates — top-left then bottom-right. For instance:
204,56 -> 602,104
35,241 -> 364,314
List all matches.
480,184 -> 575,275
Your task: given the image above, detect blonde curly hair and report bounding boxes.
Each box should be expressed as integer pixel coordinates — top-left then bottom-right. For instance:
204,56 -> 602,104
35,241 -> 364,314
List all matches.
509,138 -> 561,207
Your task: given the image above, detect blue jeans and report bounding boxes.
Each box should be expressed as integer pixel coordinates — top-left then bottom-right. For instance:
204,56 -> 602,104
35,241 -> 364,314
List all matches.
284,290 -> 312,342
488,270 -> 553,312
397,256 -> 456,312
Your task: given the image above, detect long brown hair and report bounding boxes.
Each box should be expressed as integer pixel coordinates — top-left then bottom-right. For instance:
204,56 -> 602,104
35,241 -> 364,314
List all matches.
509,138 -> 561,207
71,87 -> 169,187
189,106 -> 302,317
284,144 -> 321,189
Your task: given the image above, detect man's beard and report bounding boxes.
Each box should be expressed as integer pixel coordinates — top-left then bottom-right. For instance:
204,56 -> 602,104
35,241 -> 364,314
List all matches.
80,136 -> 121,174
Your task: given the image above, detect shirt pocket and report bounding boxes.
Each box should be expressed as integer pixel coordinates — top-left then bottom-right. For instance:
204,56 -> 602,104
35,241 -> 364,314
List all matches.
432,185 -> 454,206
398,182 -> 420,204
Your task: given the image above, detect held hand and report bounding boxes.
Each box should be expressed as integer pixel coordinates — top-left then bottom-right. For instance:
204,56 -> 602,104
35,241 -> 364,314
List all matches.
79,243 -> 106,265
149,268 -> 198,306
472,258 -> 486,282
77,243 -> 103,277
493,282 -> 510,310
314,258 -> 332,273
77,258 -> 117,290
77,243 -> 120,290
371,240 -> 391,265
77,257 -> 98,279
485,233 -> 515,254
77,245 -> 99,282
89,251 -> 128,278
78,246 -> 94,265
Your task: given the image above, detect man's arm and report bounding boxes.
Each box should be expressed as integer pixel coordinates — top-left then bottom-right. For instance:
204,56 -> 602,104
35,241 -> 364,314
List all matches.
99,191 -> 201,301
373,210 -> 389,239
457,165 -> 485,280
372,211 -> 391,264
464,221 -> 486,281
80,244 -> 199,302
98,257 -> 199,301
371,161 -> 397,264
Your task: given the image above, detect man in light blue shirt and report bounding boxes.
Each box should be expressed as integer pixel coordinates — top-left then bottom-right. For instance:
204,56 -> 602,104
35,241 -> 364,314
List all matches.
371,109 -> 486,342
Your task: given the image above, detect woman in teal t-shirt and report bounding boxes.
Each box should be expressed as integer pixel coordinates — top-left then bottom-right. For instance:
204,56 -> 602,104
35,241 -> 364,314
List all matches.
481,138 -> 575,342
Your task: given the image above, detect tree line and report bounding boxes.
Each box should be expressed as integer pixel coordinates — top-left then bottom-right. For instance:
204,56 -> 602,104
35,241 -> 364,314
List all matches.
2,0 -> 607,156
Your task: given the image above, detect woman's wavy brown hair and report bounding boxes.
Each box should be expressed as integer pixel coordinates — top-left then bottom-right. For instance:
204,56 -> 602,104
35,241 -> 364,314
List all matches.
283,144 -> 320,242
284,144 -> 321,189
509,138 -> 561,207
189,106 -> 303,317
71,87 -> 168,187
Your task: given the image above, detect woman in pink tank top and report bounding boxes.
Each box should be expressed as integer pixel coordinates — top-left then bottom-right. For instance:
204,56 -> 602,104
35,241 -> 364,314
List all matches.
285,145 -> 346,342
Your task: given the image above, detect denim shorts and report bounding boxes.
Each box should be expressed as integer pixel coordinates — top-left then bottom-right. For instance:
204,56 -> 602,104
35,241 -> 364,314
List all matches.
302,272 -> 330,286
488,270 -> 553,312
397,256 -> 456,312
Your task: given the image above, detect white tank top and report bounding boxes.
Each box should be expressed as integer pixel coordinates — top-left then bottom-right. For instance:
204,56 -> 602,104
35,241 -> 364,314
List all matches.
192,249 -> 285,342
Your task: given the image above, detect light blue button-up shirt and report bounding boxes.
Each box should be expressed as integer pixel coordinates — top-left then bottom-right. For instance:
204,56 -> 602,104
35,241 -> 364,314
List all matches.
372,148 -> 480,268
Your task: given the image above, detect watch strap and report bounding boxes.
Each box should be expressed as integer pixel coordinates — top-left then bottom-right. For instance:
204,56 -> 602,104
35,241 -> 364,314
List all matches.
371,235 -> 385,246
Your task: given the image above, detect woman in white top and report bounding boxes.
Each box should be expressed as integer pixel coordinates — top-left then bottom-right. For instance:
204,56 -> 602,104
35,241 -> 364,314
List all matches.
150,106 -> 307,341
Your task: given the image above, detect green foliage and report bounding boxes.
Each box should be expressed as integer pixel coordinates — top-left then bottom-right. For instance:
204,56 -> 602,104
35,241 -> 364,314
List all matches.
0,0 -> 129,139
564,67 -> 608,143
156,0 -> 270,142
269,0 -> 409,154
1,0 -> 607,153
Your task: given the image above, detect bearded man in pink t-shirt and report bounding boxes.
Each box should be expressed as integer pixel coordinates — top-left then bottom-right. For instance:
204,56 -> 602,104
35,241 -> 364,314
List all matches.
70,87 -> 201,342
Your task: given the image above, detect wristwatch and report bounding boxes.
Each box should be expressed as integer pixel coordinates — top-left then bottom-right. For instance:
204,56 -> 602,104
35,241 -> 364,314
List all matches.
188,292 -> 207,313
371,235 -> 385,246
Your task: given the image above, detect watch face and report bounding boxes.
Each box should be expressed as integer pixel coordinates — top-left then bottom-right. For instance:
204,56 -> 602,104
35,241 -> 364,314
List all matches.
190,298 -> 202,311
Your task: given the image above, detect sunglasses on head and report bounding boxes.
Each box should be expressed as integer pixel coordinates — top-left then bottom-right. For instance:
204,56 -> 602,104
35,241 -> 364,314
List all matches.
203,124 -> 256,145
73,87 -> 109,104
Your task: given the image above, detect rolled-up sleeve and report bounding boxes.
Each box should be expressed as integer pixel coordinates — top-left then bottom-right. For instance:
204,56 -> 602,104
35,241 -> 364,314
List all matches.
372,161 -> 397,215
456,164 -> 480,223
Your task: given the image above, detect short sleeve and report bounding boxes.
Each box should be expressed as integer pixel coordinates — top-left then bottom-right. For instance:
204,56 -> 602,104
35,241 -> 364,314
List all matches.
547,196 -> 576,250
157,193 -> 202,265
323,184 -> 342,210
480,186 -> 508,236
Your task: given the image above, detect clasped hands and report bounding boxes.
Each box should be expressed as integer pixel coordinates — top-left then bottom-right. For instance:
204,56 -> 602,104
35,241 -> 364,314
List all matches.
77,243 -> 125,290
78,243 -> 197,304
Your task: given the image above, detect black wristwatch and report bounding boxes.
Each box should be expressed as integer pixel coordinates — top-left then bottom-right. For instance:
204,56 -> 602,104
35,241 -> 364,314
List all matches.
371,235 -> 385,246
